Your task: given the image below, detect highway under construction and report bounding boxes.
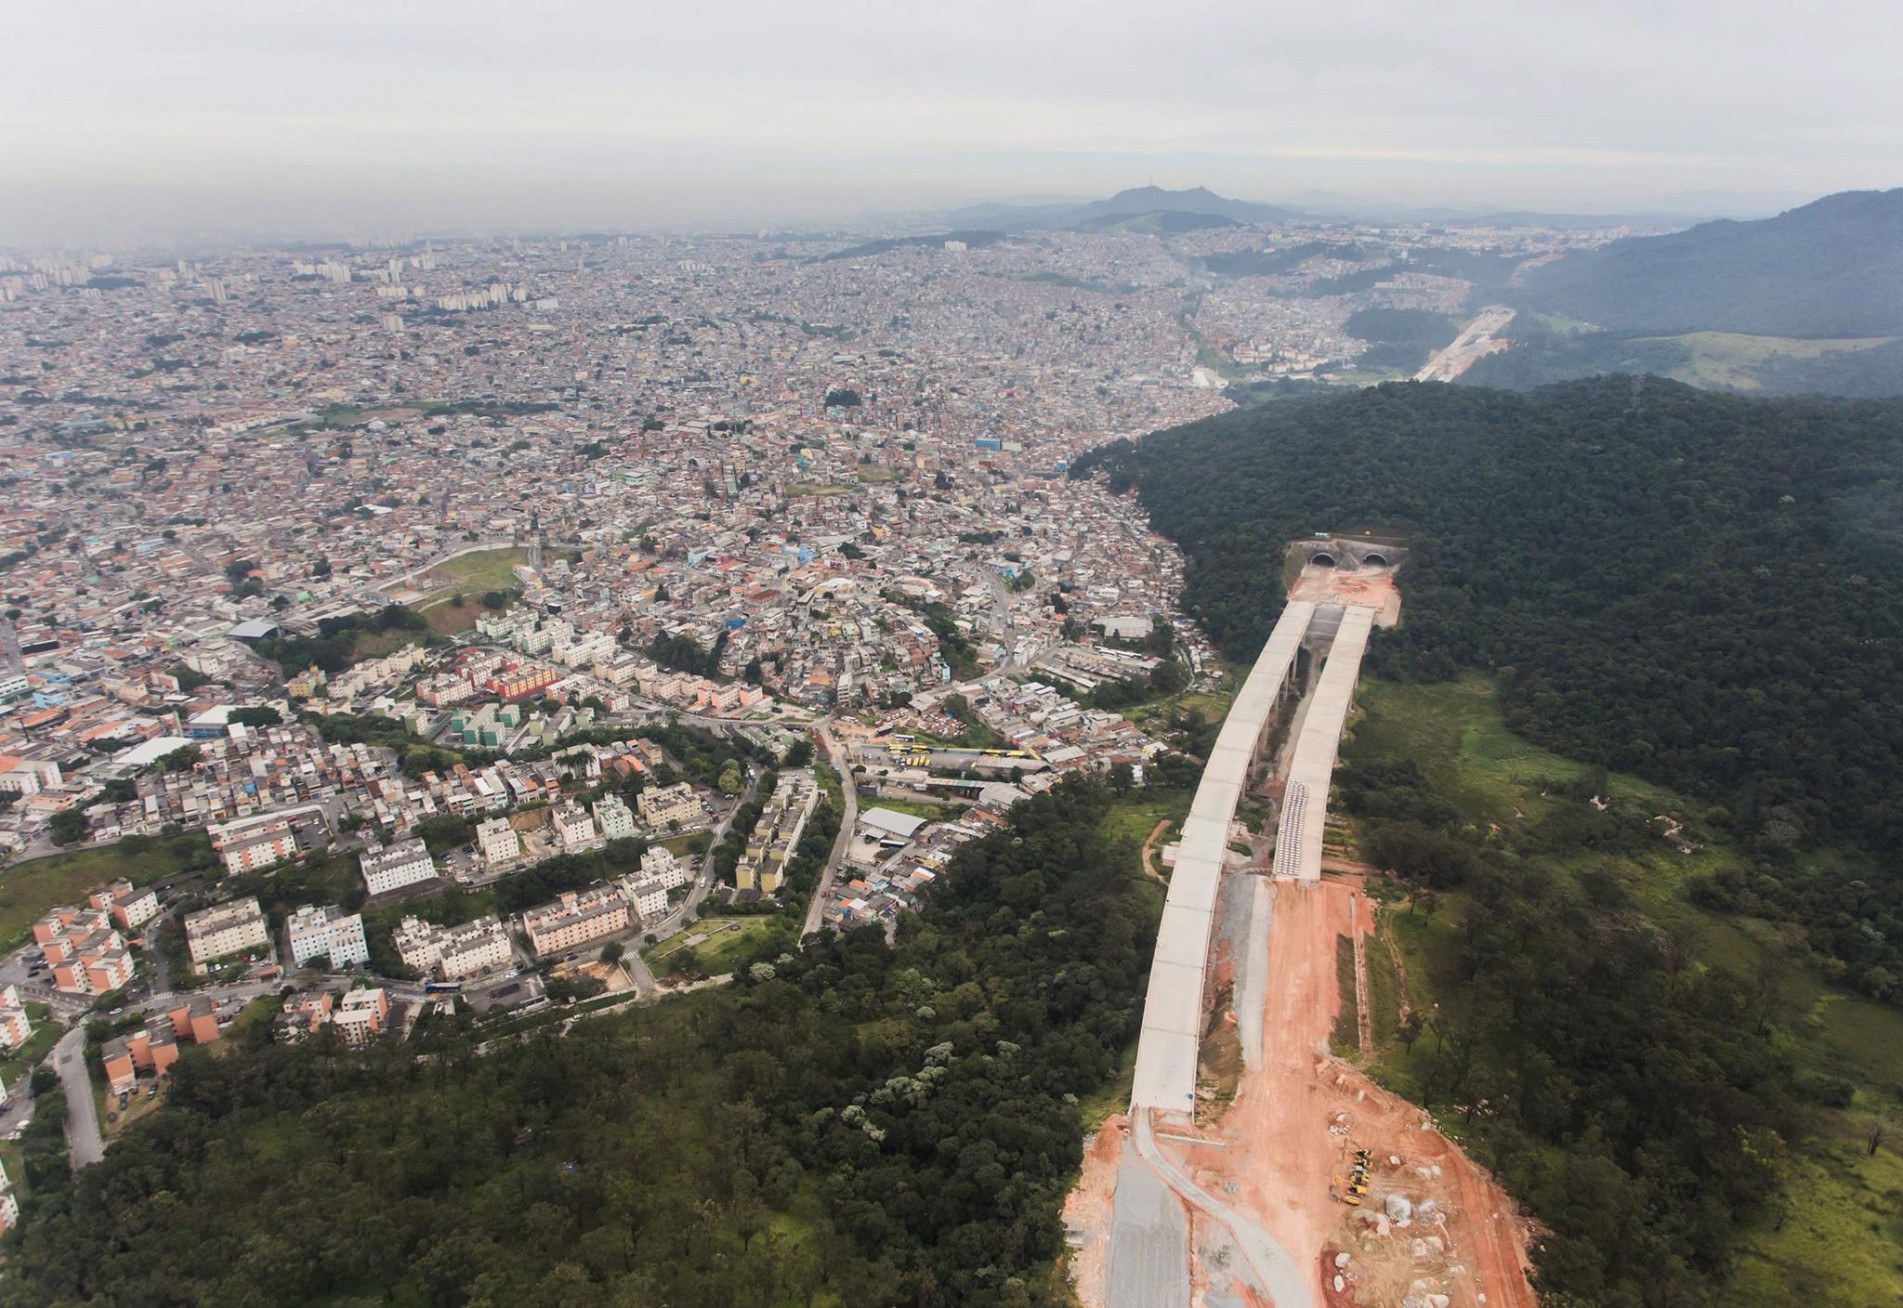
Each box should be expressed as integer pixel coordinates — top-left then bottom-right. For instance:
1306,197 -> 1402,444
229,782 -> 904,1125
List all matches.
1130,553 -> 1390,1122
1073,541 -> 1538,1308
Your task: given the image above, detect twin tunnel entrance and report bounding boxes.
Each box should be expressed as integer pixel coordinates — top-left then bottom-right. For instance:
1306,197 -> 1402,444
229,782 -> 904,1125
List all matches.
1300,536 -> 1405,572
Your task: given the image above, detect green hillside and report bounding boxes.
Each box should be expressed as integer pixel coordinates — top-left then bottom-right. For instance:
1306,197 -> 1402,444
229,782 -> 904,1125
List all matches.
1515,189 -> 1903,338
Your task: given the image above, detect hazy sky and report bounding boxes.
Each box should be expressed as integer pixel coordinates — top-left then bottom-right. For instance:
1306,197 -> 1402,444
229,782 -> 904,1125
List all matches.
4,0 -> 1899,243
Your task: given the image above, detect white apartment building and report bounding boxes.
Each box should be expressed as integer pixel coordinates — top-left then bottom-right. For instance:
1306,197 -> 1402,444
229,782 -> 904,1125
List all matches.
475,816 -> 521,866
182,897 -> 270,971
285,904 -> 370,969
553,803 -> 598,851
637,781 -> 702,830
627,877 -> 669,921
594,794 -> 636,840
359,838 -> 437,896
640,844 -> 690,890
391,914 -> 513,981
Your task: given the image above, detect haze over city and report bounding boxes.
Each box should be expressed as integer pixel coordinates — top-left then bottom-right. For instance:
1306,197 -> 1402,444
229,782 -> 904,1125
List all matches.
6,0 -> 1903,242
1,3 -> 1901,1306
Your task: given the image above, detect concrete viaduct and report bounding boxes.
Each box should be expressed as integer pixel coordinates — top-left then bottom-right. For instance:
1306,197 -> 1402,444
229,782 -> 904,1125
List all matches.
1129,540 -> 1397,1119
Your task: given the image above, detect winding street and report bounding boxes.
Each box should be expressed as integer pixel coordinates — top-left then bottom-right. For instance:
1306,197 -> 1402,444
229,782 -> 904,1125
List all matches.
52,1025 -> 103,1169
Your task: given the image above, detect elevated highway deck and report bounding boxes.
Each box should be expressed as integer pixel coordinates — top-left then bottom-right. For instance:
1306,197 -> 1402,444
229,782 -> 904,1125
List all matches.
1130,599 -> 1314,1117
1271,604 -> 1376,883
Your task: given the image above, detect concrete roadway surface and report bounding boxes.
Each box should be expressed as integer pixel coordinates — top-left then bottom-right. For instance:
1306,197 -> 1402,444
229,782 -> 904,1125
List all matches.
802,723 -> 858,940
1129,1109 -> 1316,1308
53,1025 -> 104,1169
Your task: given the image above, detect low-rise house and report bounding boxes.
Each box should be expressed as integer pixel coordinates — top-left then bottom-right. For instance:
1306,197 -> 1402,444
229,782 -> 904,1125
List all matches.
276,990 -> 334,1042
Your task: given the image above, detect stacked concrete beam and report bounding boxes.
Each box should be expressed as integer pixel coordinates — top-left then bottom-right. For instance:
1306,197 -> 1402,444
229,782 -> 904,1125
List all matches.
1271,605 -> 1376,884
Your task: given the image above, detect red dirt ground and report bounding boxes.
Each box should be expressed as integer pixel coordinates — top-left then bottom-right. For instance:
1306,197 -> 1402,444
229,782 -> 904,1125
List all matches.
1171,879 -> 1538,1308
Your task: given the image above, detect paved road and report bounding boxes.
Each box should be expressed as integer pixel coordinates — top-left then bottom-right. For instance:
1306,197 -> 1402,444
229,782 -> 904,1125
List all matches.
1133,1110 -> 1315,1308
53,1026 -> 103,1169
1105,1143 -> 1192,1308
802,723 -> 858,939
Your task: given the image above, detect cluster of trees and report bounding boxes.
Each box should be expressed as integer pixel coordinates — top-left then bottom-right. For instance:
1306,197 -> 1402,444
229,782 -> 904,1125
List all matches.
303,709 -> 492,779
1083,377 -> 1903,996
1342,307 -> 1458,372
647,629 -> 728,679
260,604 -> 429,675
644,721 -> 776,789
0,778 -> 1158,1307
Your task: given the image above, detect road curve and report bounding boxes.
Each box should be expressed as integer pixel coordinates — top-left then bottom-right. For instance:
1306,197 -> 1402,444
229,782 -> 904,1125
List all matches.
1134,1109 -> 1316,1308
53,1025 -> 103,1169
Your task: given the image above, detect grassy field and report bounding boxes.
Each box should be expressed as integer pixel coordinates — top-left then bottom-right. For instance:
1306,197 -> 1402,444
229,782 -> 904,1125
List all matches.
1098,790 -> 1192,854
644,915 -> 789,976
1346,674 -> 1690,830
347,625 -> 427,662
1344,675 -> 1903,1306
423,546 -> 528,597
417,595 -> 486,636
0,833 -> 214,949
1652,331 -> 1894,392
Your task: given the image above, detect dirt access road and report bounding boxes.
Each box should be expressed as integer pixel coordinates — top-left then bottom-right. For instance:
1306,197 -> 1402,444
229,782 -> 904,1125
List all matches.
1185,879 -> 1535,1307
1070,878 -> 1536,1308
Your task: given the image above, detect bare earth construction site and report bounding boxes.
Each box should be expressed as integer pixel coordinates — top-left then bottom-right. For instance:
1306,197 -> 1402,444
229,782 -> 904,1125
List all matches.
1067,541 -> 1538,1308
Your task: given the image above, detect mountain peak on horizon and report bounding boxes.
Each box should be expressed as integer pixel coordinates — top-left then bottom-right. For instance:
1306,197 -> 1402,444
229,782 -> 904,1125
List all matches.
945,185 -> 1297,231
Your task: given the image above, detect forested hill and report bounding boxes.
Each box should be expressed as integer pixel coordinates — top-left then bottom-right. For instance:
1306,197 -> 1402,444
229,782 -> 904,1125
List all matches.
1514,188 -> 1903,337
1075,377 -> 1903,855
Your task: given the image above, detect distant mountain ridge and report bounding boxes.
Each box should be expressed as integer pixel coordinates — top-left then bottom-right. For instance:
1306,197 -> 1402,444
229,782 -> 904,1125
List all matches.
1515,188 -> 1903,337
944,185 -> 1298,231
